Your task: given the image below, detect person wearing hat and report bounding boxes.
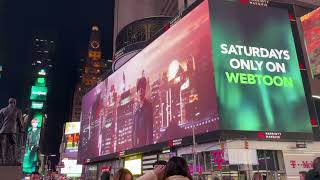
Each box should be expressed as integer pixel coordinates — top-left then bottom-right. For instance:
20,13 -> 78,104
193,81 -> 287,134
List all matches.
132,76 -> 153,147
0,98 -> 23,164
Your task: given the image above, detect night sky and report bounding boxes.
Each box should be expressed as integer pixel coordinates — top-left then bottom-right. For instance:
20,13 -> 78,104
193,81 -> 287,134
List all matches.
0,0 -> 114,163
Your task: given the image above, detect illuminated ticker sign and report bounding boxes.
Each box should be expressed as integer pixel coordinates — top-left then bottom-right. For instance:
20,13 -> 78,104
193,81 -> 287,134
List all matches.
30,86 -> 48,101
36,77 -> 46,87
31,101 -> 44,109
38,69 -> 46,76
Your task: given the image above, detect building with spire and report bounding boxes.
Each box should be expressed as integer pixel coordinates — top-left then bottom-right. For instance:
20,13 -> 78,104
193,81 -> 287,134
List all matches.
71,26 -> 105,122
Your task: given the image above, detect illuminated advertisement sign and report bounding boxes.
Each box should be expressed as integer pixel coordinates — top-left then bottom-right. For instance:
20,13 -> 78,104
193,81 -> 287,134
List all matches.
35,77 -> 46,87
63,122 -> 80,158
65,122 -> 80,135
301,7 -> 320,78
30,86 -> 47,101
23,112 -> 43,174
78,0 -> 311,163
31,101 -> 44,110
61,159 -> 82,177
38,69 -> 46,76
65,134 -> 79,153
209,0 -> 311,132
124,155 -> 142,175
78,0 -> 218,163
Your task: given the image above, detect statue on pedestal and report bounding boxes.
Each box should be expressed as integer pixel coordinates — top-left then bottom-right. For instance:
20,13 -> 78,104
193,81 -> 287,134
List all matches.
0,98 -> 23,164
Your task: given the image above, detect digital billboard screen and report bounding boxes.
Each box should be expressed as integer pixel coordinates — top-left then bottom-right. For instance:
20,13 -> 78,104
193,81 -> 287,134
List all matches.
30,86 -> 47,101
209,0 -> 311,132
301,7 -> 320,78
31,101 -> 44,110
78,0 -> 218,163
23,112 -> 43,174
63,122 -> 80,158
65,122 -> 81,135
78,0 -> 311,163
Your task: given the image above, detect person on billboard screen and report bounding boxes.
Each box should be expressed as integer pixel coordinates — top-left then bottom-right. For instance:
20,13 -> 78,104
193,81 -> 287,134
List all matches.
132,75 -> 153,147
23,118 -> 41,173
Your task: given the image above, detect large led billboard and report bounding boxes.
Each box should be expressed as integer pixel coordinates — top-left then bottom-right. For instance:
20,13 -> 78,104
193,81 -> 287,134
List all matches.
209,0 -> 311,132
301,7 -> 320,78
63,122 -> 80,158
78,0 -> 218,163
78,0 -> 311,163
23,112 -> 43,174
65,122 -> 81,135
30,86 -> 47,101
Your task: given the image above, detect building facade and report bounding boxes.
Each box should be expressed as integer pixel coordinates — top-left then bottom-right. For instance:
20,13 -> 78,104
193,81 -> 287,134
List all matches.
71,26 -> 105,122
113,0 -> 201,70
79,1 -> 320,180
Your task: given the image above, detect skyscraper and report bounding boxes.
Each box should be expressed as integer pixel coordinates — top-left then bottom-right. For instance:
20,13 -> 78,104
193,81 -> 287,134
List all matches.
71,26 -> 105,122
23,33 -> 55,174
31,36 -> 55,87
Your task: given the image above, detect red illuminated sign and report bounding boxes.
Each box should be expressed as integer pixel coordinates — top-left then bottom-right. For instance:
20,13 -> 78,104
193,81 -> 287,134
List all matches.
257,132 -> 282,139
289,160 -> 313,169
211,150 -> 226,170
101,166 -> 112,172
168,138 -> 183,148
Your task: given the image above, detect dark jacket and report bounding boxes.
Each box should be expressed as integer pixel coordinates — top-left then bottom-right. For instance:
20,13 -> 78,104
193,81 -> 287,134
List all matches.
306,169 -> 320,180
0,105 -> 22,134
132,100 -> 153,147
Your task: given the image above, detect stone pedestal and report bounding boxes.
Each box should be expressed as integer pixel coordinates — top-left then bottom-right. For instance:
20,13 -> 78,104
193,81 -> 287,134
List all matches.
0,166 -> 23,180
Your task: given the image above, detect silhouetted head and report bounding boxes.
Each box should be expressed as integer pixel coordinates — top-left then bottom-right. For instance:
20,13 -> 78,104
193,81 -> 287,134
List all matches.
313,157 -> 320,172
114,168 -> 133,180
163,156 -> 192,180
153,160 -> 167,169
8,98 -> 16,106
100,171 -> 111,180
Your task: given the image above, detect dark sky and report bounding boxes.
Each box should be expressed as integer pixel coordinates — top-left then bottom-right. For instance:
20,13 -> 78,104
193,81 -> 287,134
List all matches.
0,0 -> 114,159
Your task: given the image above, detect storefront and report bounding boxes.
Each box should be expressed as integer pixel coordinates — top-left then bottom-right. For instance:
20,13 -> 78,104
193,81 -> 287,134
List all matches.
177,140 -> 320,180
83,159 -> 123,180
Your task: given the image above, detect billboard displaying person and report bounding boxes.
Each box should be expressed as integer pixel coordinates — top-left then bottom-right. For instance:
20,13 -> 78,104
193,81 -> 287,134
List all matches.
78,0 -> 218,163
23,116 -> 42,174
132,76 -> 153,147
78,0 -> 311,163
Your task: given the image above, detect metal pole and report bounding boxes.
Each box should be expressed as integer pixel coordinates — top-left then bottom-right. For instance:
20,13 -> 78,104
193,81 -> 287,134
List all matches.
192,118 -> 196,176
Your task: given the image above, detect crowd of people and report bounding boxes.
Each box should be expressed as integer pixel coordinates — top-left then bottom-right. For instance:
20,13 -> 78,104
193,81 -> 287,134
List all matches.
99,156 -> 320,180
100,156 -> 192,180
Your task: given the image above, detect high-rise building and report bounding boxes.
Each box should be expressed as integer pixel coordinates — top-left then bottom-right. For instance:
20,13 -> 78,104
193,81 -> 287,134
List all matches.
82,26 -> 104,87
113,0 -> 194,71
71,26 -> 105,122
31,36 -> 55,88
23,33 -> 55,174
